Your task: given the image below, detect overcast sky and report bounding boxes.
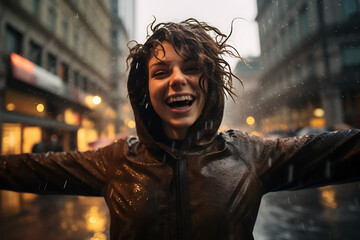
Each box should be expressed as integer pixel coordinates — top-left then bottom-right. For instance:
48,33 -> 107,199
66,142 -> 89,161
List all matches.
135,0 -> 260,68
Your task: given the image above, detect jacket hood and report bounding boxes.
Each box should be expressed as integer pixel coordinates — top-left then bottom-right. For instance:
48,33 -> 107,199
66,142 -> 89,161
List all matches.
127,64 -> 224,156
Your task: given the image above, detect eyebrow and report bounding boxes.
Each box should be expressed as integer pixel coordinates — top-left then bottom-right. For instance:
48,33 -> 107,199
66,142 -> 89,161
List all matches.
148,58 -> 196,70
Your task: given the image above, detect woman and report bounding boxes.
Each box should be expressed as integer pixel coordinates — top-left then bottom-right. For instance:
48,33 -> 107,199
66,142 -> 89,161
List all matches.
1,19 -> 360,240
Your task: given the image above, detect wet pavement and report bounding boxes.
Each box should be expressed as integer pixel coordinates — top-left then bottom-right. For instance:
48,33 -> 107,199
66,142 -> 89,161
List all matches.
0,182 -> 359,239
0,194 -> 110,240
254,182 -> 360,240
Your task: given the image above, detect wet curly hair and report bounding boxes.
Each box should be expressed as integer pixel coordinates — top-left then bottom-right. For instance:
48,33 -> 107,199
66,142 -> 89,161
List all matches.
127,18 -> 243,105
126,18 -> 243,142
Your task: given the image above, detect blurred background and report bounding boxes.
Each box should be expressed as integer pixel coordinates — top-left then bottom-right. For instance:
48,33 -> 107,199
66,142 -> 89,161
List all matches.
0,0 -> 359,239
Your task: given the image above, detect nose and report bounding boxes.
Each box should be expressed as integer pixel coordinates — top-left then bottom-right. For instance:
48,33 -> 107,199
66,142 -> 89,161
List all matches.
169,67 -> 186,89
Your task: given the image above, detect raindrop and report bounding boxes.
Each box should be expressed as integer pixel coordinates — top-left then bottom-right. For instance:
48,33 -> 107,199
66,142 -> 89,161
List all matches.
267,157 -> 272,167
162,153 -> 167,163
43,183 -> 48,191
63,180 -> 68,189
109,188 -> 114,198
325,160 -> 331,178
301,222 -> 306,231
287,164 -> 294,182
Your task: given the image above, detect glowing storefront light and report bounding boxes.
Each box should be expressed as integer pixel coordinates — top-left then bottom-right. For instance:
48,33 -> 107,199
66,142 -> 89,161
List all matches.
6,103 -> 15,111
36,103 -> 45,112
313,108 -> 325,118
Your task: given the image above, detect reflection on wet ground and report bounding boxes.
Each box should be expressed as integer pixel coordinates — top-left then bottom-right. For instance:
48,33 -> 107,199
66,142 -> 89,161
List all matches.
0,183 -> 359,239
0,195 -> 110,240
254,183 -> 360,240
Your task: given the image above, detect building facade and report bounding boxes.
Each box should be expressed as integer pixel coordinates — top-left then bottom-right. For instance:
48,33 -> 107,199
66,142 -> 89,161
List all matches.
256,0 -> 360,133
0,0 -> 133,217
223,57 -> 261,134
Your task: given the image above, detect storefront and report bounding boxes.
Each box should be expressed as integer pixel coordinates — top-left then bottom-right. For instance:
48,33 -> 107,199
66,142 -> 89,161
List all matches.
0,53 -> 117,217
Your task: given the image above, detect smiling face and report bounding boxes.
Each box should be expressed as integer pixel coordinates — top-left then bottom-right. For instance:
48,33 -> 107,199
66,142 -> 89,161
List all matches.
148,41 -> 207,140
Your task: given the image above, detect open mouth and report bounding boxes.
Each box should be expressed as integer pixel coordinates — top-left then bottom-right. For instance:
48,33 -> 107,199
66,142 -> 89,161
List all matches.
166,95 -> 194,109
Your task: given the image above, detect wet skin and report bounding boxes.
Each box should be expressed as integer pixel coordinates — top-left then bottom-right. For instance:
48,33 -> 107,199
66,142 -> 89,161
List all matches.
148,41 -> 207,140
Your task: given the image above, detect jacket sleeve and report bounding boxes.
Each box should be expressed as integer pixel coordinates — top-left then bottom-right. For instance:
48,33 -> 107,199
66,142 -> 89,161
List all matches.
241,129 -> 360,193
0,140 -> 123,196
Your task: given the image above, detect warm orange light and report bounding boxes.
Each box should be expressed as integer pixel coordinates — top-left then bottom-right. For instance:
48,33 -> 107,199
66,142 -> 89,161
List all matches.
36,103 -> 45,112
246,116 -> 255,126
92,96 -> 101,105
6,103 -> 16,111
127,120 -> 136,129
313,108 -> 325,118
10,53 -> 34,74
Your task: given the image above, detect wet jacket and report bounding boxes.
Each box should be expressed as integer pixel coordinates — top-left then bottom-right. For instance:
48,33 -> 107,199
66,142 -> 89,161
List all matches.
1,85 -> 360,240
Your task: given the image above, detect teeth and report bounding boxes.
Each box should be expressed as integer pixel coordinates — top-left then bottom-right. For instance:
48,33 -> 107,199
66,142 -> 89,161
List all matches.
167,95 -> 193,104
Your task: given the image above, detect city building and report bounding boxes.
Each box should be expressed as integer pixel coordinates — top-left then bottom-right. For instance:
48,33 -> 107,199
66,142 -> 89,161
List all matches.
256,0 -> 360,133
223,57 -> 261,134
0,0 -> 134,217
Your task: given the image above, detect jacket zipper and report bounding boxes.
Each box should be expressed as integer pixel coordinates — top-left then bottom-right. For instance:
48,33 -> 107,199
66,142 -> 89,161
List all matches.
175,156 -> 190,240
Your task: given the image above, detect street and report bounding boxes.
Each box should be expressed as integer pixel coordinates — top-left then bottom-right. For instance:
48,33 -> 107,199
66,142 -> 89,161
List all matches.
0,182 -> 359,239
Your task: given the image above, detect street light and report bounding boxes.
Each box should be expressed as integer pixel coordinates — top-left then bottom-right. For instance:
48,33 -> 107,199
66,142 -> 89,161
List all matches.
92,96 -> 101,105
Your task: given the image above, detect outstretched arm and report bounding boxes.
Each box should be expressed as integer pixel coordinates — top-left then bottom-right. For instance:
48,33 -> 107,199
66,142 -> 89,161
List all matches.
240,129 -> 360,193
0,141 -> 121,196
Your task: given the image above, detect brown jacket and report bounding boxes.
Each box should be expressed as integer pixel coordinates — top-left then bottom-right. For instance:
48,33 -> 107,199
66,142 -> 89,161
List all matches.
1,129 -> 360,239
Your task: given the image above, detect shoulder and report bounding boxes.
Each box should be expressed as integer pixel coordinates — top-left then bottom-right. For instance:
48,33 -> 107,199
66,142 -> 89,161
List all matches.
219,129 -> 265,144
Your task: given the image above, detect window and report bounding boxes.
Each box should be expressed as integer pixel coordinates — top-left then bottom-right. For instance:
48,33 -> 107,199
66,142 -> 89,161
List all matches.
83,77 -> 88,92
73,71 -> 79,87
111,0 -> 118,16
112,30 -> 118,48
47,53 -> 57,74
307,56 -> 316,78
299,6 -> 309,38
5,25 -> 23,55
342,44 -> 360,67
48,6 -> 57,30
31,0 -> 40,16
62,18 -> 68,42
59,62 -> 69,82
343,0 -> 360,20
289,20 -> 299,46
29,40 -> 42,65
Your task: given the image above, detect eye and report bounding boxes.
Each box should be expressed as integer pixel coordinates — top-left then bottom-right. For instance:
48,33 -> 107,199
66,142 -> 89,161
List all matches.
151,70 -> 169,79
184,65 -> 200,75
